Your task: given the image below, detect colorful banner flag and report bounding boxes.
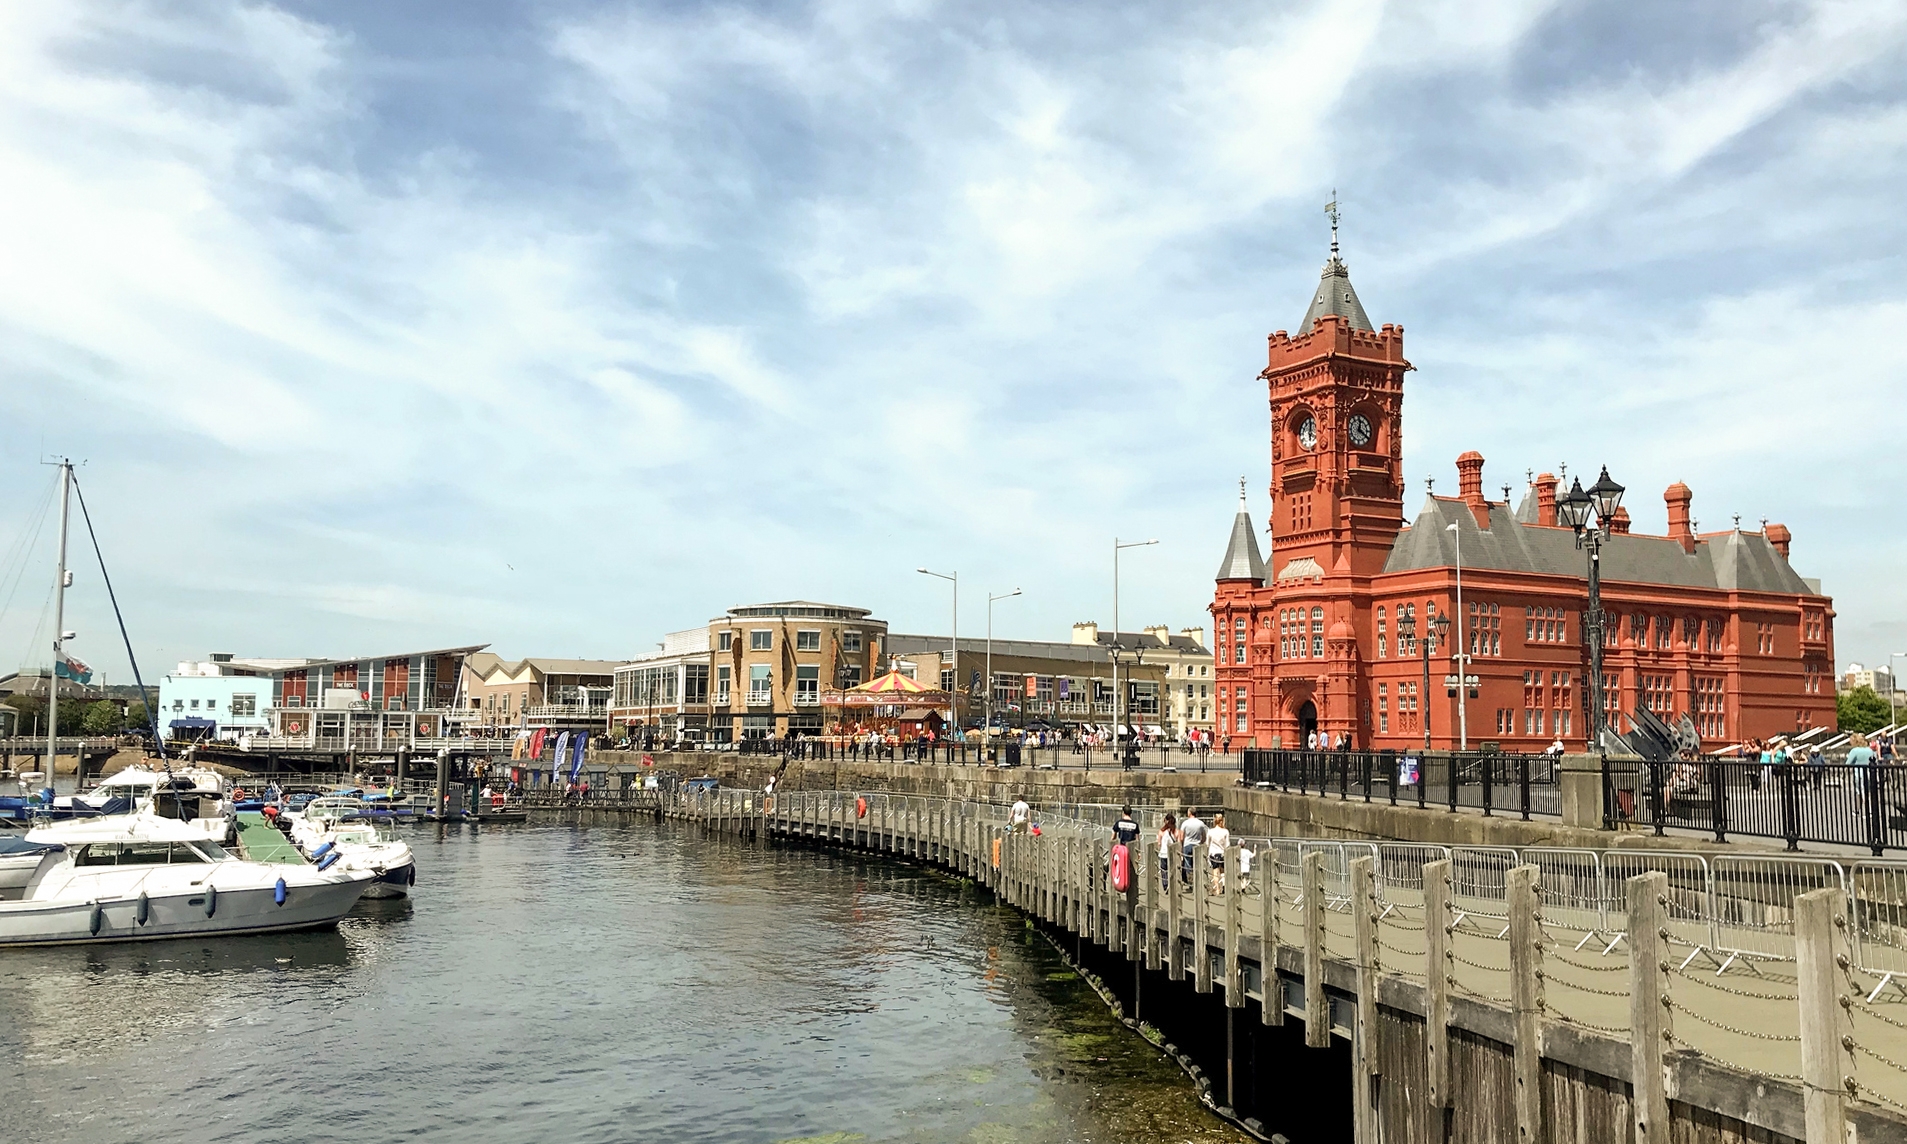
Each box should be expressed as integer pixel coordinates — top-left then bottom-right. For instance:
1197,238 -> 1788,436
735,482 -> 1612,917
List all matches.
568,732 -> 587,782
551,731 -> 571,780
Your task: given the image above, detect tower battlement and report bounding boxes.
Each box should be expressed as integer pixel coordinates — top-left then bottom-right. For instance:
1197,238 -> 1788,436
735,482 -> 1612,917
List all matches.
1266,315 -> 1407,371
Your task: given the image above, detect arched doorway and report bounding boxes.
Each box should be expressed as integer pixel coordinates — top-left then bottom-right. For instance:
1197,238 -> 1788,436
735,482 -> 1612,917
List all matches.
1297,700 -> 1318,748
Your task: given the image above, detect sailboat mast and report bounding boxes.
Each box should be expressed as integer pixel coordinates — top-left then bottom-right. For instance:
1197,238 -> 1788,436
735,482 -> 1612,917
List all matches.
45,460 -> 72,789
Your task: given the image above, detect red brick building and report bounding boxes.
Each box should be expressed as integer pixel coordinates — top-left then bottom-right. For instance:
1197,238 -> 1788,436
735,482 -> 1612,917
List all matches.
1211,246 -> 1835,752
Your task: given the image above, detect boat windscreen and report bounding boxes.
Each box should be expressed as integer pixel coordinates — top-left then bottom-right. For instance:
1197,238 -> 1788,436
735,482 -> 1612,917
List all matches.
73,842 -> 213,866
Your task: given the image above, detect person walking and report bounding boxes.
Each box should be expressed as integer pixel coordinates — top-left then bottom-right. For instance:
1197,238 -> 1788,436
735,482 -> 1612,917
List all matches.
1010,794 -> 1031,834
1178,808 -> 1207,888
1155,813 -> 1178,894
1112,806 -> 1140,887
1205,812 -> 1231,894
1809,743 -> 1827,789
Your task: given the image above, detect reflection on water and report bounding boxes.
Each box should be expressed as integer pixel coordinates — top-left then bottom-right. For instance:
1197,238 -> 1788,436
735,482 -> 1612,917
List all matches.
0,821 -> 1241,1144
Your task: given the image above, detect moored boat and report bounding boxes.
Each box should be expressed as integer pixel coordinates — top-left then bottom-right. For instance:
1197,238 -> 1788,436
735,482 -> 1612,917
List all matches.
0,812 -> 374,947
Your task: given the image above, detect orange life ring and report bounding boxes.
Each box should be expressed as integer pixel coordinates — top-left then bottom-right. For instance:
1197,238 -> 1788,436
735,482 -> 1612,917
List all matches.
856,796 -> 868,819
285,719 -> 305,735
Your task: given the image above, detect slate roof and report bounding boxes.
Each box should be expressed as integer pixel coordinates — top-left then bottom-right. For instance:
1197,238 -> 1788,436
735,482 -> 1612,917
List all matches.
1216,504 -> 1268,583
1382,496 -> 1819,596
1300,257 -> 1374,333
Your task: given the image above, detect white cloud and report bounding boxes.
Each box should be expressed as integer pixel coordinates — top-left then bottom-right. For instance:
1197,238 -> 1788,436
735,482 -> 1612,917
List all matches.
0,0 -> 1901,677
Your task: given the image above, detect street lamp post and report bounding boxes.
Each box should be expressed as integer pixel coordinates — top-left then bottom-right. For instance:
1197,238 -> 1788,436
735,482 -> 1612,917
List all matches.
1557,467 -> 1626,754
1889,652 -> 1906,732
917,567 -> 958,732
1113,538 -> 1159,751
986,589 -> 1022,737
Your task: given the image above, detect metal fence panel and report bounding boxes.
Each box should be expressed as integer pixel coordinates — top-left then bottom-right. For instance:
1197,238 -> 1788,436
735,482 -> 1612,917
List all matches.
1707,855 -> 1846,971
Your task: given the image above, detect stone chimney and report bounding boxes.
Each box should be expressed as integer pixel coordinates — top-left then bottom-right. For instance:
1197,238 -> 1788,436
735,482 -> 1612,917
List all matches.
1665,482 -> 1695,554
1455,451 -> 1490,528
1533,473 -> 1557,527
1071,622 -> 1099,645
1765,523 -> 1792,559
1143,624 -> 1171,645
1180,626 -> 1206,650
1608,507 -> 1632,535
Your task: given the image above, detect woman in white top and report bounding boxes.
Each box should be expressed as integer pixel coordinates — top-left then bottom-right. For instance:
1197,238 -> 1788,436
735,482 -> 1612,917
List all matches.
1205,813 -> 1232,894
1156,814 -> 1178,894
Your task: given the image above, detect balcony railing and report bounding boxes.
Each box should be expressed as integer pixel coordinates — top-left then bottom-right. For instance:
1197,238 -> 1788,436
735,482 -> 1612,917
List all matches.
746,691 -> 774,707
793,692 -> 820,706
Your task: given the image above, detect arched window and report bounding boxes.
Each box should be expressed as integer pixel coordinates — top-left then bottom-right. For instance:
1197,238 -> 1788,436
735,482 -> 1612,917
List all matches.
1376,606 -> 1388,658
1310,606 -> 1325,658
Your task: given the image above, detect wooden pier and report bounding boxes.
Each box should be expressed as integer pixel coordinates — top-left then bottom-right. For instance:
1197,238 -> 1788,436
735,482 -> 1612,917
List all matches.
654,785 -> 1907,1144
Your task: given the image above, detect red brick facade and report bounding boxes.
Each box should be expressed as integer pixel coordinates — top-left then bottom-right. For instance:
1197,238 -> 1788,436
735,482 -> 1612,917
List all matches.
1212,267 -> 1835,752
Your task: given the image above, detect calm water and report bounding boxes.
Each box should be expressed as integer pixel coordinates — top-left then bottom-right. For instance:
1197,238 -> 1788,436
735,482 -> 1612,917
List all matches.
0,820 -> 1243,1144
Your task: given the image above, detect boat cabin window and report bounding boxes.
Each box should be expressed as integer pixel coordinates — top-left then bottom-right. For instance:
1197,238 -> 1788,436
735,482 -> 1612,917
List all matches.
72,842 -> 213,866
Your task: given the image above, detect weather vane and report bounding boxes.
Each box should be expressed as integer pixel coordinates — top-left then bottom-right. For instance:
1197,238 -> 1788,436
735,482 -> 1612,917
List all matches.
1325,191 -> 1341,258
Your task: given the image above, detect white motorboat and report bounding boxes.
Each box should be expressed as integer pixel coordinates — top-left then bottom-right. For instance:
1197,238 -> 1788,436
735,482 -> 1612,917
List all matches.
0,811 -> 375,947
58,764 -> 236,843
286,798 -> 416,899
0,836 -> 62,901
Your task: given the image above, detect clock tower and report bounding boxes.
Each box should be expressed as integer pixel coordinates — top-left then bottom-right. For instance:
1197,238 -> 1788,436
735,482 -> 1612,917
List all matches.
1262,234 -> 1410,578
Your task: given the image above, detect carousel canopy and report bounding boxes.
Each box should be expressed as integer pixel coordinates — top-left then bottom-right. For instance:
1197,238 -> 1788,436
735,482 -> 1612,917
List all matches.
823,669 -> 950,708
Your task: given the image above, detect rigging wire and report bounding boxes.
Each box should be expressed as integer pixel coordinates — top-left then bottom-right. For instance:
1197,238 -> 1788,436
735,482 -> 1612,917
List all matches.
70,475 -> 165,751
0,472 -> 60,662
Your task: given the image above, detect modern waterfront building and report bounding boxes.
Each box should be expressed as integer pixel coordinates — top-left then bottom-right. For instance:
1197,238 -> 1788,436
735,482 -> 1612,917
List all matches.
161,647 -> 486,745
611,602 -> 888,742
1210,236 -> 1835,751
462,653 -> 623,731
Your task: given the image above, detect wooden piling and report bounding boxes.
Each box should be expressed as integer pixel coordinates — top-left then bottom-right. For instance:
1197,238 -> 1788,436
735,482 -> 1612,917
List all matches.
1224,845 -> 1244,1009
1351,854 -> 1380,1144
1194,849 -> 1214,994
1424,858 -> 1451,1107
1797,885 -> 1853,1144
1507,864 -> 1544,1144
1303,850 -> 1328,1048
1627,871 -> 1670,1144
1261,844 -> 1283,1026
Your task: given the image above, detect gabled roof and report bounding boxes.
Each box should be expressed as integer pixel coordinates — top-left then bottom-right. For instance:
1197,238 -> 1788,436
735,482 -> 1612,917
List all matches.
1382,497 -> 1818,595
1300,257 -> 1374,333
1216,493 -> 1268,584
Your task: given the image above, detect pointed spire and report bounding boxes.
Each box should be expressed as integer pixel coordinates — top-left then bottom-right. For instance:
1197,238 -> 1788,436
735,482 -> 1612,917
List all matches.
1216,483 -> 1267,584
1301,193 -> 1373,333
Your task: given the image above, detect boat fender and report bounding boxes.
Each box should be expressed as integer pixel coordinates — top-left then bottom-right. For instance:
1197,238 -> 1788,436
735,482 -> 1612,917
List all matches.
310,841 -> 335,860
136,892 -> 150,926
274,878 -> 287,906
856,797 -> 868,819
204,884 -> 218,918
317,851 -> 341,872
89,903 -> 103,935
407,864 -> 416,886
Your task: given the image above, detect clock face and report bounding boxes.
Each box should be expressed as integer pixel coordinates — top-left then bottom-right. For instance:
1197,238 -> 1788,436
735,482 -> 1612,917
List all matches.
1348,414 -> 1373,447
1298,417 -> 1318,450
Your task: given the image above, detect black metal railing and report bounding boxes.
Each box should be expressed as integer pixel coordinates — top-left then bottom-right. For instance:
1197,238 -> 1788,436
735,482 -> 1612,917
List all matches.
1240,748 -> 1559,820
1603,758 -> 1907,855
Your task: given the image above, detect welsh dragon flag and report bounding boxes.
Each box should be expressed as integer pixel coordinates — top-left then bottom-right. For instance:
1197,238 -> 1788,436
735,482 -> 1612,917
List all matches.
55,648 -> 91,685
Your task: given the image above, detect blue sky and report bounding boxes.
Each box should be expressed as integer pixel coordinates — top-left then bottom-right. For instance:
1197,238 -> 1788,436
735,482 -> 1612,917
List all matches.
0,0 -> 1903,682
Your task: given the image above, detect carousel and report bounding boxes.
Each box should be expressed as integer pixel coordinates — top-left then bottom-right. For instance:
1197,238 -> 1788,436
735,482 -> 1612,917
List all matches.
821,669 -> 952,741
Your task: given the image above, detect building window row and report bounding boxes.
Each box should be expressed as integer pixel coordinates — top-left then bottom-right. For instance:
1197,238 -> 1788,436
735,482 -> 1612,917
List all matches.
1640,673 -> 1675,716
1525,606 -> 1568,645
1468,601 -> 1502,657
1695,676 -> 1726,738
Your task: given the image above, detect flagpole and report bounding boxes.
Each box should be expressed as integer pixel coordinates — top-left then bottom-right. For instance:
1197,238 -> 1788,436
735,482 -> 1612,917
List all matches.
45,460 -> 72,792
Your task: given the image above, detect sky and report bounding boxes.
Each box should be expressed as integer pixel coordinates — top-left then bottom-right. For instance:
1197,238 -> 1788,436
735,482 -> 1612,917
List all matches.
0,0 -> 1903,683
